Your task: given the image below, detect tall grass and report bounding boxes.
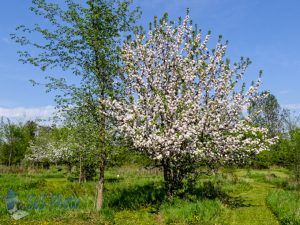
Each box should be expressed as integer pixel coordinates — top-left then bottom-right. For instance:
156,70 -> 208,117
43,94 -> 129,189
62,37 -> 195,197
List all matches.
160,198 -> 223,225
267,190 -> 300,225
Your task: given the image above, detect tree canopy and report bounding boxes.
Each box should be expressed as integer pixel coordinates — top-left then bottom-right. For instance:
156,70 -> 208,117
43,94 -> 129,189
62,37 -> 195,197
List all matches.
104,14 -> 277,195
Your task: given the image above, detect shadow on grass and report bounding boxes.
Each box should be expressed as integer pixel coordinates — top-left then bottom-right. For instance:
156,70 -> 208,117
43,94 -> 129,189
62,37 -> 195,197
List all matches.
105,177 -> 124,183
106,182 -> 166,210
192,181 -> 252,209
105,180 -> 251,211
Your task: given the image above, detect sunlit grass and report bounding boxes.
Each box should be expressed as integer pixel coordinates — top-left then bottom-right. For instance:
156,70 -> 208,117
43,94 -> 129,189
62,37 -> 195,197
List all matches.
267,190 -> 300,225
0,166 -> 296,224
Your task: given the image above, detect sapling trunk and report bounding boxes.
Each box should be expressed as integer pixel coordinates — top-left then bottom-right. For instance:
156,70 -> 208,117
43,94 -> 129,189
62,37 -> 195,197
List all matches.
96,156 -> 105,211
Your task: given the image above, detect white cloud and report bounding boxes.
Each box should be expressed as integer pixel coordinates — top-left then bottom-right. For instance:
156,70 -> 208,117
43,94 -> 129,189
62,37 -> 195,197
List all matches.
279,90 -> 289,95
282,104 -> 300,110
0,105 -> 56,122
1,37 -> 11,44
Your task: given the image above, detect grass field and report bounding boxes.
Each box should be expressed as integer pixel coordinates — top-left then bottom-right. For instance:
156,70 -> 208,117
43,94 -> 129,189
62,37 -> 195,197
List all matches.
0,165 -> 299,225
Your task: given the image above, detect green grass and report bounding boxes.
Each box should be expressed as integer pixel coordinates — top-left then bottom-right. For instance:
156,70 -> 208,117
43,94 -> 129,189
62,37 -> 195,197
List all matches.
160,198 -> 223,225
267,190 -> 300,225
0,166 -> 294,224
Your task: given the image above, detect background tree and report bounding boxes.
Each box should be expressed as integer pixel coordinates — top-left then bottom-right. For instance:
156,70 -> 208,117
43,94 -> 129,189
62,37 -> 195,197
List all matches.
248,93 -> 300,169
105,13 -> 276,196
272,110 -> 300,174
248,91 -> 283,137
25,125 -> 74,169
281,108 -> 300,135
288,128 -> 300,182
0,118 -> 37,166
12,0 -> 140,210
248,91 -> 283,167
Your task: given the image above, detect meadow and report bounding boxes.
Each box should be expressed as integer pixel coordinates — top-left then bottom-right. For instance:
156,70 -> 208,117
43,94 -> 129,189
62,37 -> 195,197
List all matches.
0,165 -> 299,225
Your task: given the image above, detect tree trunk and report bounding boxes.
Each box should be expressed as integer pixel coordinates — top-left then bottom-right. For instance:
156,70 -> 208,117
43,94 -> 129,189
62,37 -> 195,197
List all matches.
163,157 -> 188,197
163,158 -> 172,197
79,153 -> 82,183
67,162 -> 72,172
8,149 -> 12,167
96,157 -> 105,211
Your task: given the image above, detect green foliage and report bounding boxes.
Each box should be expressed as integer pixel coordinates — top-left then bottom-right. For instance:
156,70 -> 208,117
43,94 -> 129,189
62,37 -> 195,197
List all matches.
0,118 -> 37,166
267,190 -> 300,225
289,129 -> 300,182
252,127 -> 300,171
107,146 -> 152,168
268,129 -> 300,175
268,135 -> 291,167
251,150 -> 273,169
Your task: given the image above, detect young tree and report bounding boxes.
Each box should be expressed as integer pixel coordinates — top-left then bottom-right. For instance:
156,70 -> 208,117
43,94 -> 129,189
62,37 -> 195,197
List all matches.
105,14 -> 277,195
66,120 -> 100,182
12,0 -> 140,210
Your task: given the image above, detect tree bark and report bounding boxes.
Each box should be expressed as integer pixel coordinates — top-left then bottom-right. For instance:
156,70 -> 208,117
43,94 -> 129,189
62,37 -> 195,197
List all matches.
96,156 -> 105,211
79,152 -> 82,183
163,158 -> 172,197
8,148 -> 12,167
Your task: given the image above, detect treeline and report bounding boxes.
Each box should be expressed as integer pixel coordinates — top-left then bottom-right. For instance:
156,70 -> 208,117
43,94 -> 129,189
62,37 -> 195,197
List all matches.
0,117 -> 149,181
248,92 -> 300,180
0,91 -> 299,179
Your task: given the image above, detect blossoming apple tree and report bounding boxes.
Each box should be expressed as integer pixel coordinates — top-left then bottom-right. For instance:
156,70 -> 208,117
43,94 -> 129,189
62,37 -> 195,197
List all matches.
25,134 -> 74,166
105,14 -> 277,195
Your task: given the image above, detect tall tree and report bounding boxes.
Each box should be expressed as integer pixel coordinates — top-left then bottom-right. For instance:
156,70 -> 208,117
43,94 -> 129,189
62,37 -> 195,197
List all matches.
248,91 -> 282,137
105,13 -> 277,196
12,0 -> 140,210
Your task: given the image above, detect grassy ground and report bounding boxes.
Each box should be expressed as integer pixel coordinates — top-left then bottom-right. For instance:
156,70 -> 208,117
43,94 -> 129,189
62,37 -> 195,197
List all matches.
0,165 -> 298,225
267,190 -> 300,225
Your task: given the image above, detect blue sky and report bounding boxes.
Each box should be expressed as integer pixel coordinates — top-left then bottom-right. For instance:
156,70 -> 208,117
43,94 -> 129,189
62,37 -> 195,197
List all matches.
0,0 -> 300,121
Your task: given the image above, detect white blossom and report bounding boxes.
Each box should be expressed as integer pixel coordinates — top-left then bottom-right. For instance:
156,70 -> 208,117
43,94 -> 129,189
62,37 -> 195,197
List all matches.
104,15 -> 276,166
